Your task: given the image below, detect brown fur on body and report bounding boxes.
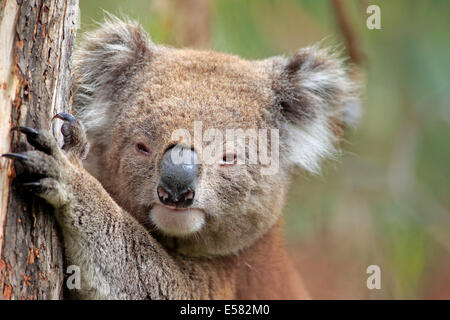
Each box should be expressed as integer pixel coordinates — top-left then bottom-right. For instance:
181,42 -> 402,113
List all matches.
231,222 -> 309,299
6,16 -> 359,299
177,221 -> 309,299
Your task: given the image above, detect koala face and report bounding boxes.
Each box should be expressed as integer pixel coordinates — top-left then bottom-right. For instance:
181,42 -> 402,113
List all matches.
74,18 -> 359,257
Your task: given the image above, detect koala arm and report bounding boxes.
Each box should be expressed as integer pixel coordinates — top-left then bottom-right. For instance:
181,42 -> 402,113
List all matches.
60,168 -> 198,299
3,117 -> 205,300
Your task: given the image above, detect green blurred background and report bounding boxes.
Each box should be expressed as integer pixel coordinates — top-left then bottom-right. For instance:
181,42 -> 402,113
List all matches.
78,0 -> 450,299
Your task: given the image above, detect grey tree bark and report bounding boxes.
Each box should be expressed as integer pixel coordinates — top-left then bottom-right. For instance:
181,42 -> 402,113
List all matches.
0,0 -> 78,300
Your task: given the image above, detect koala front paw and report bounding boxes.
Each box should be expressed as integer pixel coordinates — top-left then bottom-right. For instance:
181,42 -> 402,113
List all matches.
2,115 -> 88,208
53,112 -> 90,160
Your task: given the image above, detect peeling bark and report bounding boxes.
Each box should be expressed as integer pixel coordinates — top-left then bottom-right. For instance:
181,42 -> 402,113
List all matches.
0,0 -> 78,300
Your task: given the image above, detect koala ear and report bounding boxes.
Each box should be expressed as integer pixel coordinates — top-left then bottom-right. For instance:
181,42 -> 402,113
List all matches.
269,45 -> 361,173
73,15 -> 154,133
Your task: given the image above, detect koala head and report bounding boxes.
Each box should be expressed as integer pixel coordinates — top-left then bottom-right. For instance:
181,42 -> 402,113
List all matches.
73,17 -> 360,257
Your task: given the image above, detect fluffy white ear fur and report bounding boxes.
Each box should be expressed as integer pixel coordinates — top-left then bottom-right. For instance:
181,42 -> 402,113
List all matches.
271,45 -> 361,173
73,15 -> 154,138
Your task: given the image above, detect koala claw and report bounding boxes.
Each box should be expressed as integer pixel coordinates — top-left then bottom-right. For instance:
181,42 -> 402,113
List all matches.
21,178 -> 67,207
3,149 -> 67,206
20,181 -> 42,192
21,181 -> 42,188
11,126 -> 39,137
52,113 -> 90,160
2,150 -> 60,177
2,152 -> 30,161
52,112 -> 76,123
11,126 -> 56,155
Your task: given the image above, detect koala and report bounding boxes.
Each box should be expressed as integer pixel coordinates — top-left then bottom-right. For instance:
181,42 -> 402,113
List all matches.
3,17 -> 359,299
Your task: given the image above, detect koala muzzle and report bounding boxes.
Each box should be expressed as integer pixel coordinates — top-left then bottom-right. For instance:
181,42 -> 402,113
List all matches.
157,146 -> 199,208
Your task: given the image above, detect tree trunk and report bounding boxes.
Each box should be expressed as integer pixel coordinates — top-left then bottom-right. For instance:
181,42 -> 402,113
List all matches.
0,0 -> 78,300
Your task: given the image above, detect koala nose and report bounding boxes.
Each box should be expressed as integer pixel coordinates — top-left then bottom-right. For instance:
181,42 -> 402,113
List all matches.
157,146 -> 199,208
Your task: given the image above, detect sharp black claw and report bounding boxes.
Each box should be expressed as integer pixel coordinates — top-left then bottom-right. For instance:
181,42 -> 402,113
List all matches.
2,153 -> 29,161
21,182 -> 41,188
11,126 -> 39,138
52,112 -> 76,123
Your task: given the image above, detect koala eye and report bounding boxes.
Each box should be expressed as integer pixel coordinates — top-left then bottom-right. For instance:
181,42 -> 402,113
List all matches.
135,142 -> 150,155
220,153 -> 237,166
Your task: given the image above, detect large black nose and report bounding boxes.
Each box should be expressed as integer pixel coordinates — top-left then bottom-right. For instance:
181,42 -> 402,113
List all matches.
157,146 -> 199,208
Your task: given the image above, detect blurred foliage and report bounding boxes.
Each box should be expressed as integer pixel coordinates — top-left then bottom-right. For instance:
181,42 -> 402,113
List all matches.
79,0 -> 450,299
